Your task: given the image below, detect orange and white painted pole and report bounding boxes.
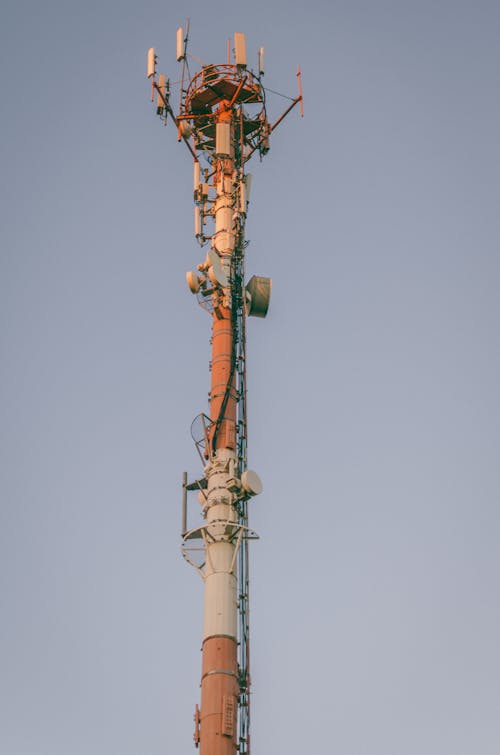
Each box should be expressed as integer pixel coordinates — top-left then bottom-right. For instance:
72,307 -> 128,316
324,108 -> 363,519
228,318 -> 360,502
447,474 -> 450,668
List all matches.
197,102 -> 240,755
148,28 -> 301,755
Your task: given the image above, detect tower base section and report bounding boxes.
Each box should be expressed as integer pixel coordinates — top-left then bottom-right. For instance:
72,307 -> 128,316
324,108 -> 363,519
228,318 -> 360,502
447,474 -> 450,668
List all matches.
198,635 -> 239,755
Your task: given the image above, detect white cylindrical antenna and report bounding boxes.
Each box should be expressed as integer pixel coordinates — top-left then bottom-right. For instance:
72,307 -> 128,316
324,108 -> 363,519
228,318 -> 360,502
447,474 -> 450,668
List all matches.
177,27 -> 184,61
193,161 -> 200,197
245,173 -> 252,205
157,74 -> 166,113
216,123 -> 231,155
194,206 -> 201,237
234,32 -> 247,67
239,180 -> 246,214
147,47 -> 156,78
182,471 -> 187,534
258,47 -> 265,76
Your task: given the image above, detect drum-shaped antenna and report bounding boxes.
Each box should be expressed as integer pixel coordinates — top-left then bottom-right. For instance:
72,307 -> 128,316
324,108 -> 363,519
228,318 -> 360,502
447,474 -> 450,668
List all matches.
245,276 -> 271,318
241,469 -> 263,496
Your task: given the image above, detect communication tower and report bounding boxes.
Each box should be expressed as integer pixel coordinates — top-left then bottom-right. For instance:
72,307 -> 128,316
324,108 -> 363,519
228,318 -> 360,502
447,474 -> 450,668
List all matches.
147,27 -> 302,755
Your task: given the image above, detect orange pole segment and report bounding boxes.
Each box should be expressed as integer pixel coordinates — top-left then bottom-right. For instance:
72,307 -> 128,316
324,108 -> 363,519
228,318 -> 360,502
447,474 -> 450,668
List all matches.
208,102 -> 237,454
197,96 -> 240,755
199,636 -> 239,755
210,308 -> 237,451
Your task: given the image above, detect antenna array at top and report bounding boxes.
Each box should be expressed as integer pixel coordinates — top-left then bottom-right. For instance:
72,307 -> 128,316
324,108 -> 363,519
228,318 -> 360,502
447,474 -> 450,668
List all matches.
147,29 -> 303,170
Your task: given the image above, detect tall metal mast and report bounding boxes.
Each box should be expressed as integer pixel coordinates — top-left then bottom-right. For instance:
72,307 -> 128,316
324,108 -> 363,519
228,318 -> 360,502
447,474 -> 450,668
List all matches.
147,29 -> 302,755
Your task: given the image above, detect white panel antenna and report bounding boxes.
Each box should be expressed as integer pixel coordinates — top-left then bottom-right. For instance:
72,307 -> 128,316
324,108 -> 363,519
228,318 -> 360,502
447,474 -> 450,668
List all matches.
147,47 -> 156,78
193,161 -> 200,196
258,47 -> 265,76
156,74 -> 166,114
239,180 -> 246,214
244,174 -> 252,204
234,32 -> 247,67
215,123 -> 231,155
194,207 -> 201,237
176,27 -> 185,61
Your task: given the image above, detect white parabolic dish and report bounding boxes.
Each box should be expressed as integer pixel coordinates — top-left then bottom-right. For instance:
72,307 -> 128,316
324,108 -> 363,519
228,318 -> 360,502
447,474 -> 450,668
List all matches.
241,469 -> 263,496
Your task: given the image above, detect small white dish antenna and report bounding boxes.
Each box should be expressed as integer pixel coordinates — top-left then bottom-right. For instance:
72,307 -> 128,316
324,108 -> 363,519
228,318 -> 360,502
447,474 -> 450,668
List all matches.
179,120 -> 193,138
186,271 -> 201,294
207,250 -> 228,288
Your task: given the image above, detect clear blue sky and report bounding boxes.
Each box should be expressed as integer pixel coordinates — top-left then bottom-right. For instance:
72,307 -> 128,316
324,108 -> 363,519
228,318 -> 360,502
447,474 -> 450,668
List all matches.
1,1 -> 499,753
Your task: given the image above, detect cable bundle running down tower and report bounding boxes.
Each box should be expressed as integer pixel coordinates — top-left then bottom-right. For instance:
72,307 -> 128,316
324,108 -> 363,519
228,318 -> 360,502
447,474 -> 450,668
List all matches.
147,28 -> 302,755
